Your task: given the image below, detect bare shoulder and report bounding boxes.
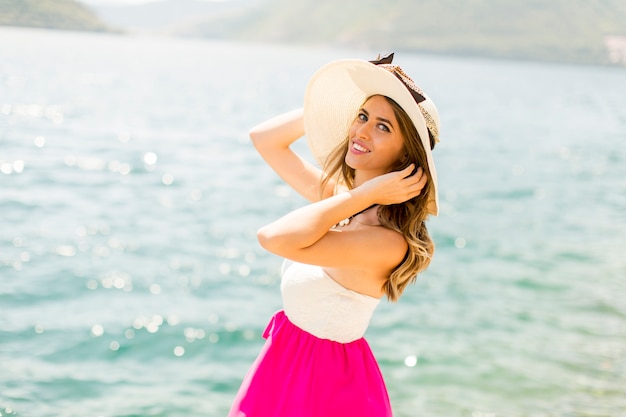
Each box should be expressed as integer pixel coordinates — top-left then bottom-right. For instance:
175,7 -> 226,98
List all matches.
322,225 -> 407,297
331,215 -> 407,272
352,207 -> 408,266
363,224 -> 408,268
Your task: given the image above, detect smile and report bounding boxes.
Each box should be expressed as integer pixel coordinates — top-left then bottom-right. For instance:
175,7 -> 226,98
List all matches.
352,142 -> 370,153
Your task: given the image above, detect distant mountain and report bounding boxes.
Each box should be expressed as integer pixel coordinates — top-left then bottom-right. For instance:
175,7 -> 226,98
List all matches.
173,0 -> 626,66
89,0 -> 260,33
0,0 -> 110,32
3,0 -> 625,66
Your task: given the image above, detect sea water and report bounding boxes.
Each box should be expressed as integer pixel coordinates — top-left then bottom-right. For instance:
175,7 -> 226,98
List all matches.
0,27 -> 625,417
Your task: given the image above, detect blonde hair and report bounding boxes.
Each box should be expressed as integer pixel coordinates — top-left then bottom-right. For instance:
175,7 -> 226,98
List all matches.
321,95 -> 436,302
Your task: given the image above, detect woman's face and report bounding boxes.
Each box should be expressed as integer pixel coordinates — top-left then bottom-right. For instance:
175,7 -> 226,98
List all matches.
345,95 -> 405,178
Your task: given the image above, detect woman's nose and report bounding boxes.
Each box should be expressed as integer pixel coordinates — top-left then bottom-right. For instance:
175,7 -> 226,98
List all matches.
355,121 -> 373,139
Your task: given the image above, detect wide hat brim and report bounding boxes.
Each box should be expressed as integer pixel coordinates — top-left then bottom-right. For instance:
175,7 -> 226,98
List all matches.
303,59 -> 440,216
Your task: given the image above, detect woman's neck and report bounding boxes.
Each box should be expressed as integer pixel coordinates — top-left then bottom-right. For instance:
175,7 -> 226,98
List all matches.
353,170 -> 379,188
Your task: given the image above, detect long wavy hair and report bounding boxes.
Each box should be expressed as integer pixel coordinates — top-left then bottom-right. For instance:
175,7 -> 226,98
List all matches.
320,95 -> 437,302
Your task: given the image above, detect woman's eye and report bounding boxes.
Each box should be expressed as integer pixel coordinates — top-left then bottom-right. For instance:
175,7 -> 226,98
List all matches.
378,123 -> 390,132
358,112 -> 367,121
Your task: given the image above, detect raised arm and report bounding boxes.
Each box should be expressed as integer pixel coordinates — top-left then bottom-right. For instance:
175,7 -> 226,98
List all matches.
250,108 -> 335,202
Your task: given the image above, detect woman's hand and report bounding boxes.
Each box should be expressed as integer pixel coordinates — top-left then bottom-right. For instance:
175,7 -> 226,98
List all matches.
358,164 -> 427,206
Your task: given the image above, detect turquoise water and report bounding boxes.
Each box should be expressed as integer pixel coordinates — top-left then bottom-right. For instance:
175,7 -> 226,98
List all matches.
1,27 -> 625,417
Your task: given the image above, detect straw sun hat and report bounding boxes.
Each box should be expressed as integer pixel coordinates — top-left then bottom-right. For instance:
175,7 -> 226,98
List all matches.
303,53 -> 441,216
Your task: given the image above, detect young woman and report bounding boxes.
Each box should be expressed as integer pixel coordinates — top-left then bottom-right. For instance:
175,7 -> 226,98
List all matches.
228,53 -> 441,417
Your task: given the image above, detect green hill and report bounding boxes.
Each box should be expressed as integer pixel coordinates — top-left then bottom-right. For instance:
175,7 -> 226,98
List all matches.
0,0 -> 110,32
1,0 -> 624,65
179,0 -> 626,66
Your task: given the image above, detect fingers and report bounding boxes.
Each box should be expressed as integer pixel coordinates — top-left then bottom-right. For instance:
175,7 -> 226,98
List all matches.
363,164 -> 428,205
396,165 -> 425,189
401,163 -> 416,178
409,174 -> 427,193
400,164 -> 425,180
416,168 -> 427,186
401,165 -> 424,183
403,166 -> 427,198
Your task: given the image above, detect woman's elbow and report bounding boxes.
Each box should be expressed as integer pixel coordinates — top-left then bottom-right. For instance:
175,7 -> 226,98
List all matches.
257,226 -> 297,257
249,129 -> 260,147
256,226 -> 269,249
249,127 -> 268,150
257,225 -> 280,253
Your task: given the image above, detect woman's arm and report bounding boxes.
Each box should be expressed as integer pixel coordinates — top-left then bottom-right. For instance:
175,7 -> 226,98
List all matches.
257,165 -> 427,270
250,108 -> 334,202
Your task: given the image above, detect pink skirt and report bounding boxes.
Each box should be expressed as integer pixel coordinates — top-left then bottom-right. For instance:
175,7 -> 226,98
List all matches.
228,310 -> 392,417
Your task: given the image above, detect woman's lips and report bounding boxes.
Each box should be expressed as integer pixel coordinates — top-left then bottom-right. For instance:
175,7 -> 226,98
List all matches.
351,141 -> 370,153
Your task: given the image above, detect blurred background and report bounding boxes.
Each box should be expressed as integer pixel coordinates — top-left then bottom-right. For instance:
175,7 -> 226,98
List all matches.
1,1 -> 625,416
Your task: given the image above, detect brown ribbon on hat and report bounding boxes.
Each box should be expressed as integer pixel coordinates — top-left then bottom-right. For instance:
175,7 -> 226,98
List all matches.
369,53 -> 395,65
369,53 -> 426,105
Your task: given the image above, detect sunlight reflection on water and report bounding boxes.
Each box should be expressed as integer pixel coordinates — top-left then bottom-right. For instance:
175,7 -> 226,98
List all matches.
1,27 -> 625,417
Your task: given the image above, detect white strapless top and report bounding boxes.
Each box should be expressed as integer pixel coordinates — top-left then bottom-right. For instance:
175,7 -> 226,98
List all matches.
280,260 -> 381,343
